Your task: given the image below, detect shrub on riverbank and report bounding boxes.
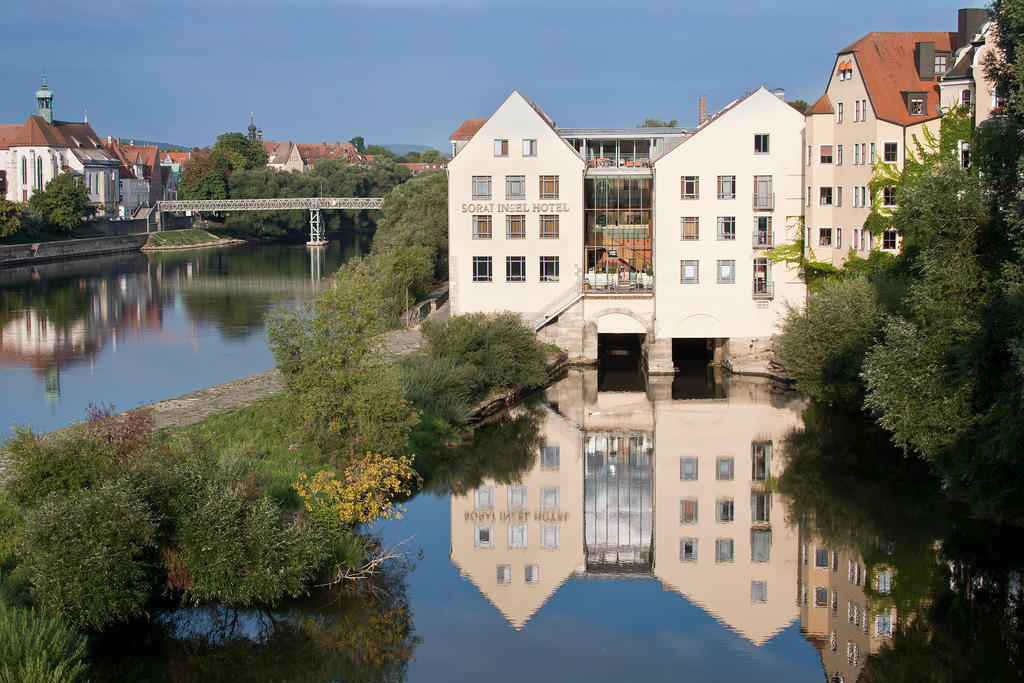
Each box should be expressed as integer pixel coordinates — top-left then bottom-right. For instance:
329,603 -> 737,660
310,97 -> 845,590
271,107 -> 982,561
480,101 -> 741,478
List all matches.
0,602 -> 88,683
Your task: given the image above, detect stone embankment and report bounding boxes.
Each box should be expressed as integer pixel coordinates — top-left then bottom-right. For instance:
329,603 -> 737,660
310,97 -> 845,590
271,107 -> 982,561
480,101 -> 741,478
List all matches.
0,234 -> 149,267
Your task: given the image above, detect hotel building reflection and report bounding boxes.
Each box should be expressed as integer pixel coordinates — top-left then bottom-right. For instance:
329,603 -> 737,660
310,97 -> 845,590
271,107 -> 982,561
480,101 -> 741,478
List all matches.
449,367 -> 806,644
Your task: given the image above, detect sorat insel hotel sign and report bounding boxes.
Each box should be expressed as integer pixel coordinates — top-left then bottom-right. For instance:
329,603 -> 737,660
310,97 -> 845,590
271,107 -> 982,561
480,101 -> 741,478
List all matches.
464,509 -> 570,523
460,202 -> 571,213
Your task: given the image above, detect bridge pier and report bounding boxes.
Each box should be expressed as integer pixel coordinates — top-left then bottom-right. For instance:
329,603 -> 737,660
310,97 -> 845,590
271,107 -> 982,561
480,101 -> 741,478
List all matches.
307,209 -> 327,246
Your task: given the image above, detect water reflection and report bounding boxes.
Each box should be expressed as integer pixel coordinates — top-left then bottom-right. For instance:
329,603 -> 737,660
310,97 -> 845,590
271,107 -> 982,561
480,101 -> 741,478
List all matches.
0,236 -> 369,433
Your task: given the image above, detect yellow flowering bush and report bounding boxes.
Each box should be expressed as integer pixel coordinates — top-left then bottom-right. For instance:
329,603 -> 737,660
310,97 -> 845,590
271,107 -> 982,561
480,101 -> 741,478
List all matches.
295,452 -> 418,528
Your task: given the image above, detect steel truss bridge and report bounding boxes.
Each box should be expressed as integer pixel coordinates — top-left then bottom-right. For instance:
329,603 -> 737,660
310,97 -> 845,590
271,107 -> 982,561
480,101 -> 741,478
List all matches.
154,197 -> 384,245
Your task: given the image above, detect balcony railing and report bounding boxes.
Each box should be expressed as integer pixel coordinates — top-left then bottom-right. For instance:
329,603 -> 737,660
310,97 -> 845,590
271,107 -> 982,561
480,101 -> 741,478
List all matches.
752,231 -> 774,249
585,154 -> 653,170
752,281 -> 774,300
584,271 -> 653,293
752,193 -> 774,210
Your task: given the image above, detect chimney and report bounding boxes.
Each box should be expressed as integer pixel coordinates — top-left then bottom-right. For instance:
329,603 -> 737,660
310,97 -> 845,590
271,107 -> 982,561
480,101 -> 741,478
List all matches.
698,96 -> 707,125
771,88 -> 786,100
958,7 -> 988,46
915,41 -> 936,80
107,135 -> 112,144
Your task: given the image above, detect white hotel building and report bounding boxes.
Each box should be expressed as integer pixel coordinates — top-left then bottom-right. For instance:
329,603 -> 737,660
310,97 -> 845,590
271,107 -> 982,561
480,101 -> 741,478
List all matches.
447,88 -> 806,372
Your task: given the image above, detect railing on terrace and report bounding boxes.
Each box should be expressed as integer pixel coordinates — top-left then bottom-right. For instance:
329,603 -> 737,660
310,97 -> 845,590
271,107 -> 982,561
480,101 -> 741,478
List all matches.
752,281 -> 774,300
584,271 -> 653,293
752,193 -> 774,210
752,231 -> 774,249
585,154 -> 653,170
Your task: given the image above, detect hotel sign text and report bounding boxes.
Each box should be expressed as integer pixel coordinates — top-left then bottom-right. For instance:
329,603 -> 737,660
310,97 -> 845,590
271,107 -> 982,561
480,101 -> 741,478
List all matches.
461,202 -> 571,213
464,510 -> 570,523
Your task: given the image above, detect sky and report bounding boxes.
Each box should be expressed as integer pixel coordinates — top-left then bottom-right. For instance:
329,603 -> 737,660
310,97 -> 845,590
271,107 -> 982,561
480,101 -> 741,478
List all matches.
1,0 -> 987,151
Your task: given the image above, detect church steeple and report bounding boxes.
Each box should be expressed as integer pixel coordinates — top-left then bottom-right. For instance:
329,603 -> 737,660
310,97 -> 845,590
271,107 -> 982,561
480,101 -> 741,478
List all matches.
248,112 -> 257,140
35,74 -> 53,124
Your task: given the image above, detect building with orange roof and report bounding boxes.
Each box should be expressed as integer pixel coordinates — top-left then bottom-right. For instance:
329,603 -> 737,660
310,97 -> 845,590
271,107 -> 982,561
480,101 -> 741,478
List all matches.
804,8 -> 993,266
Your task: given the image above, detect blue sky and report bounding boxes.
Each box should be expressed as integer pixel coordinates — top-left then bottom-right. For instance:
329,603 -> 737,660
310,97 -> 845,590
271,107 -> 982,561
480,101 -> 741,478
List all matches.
1,0 -> 985,150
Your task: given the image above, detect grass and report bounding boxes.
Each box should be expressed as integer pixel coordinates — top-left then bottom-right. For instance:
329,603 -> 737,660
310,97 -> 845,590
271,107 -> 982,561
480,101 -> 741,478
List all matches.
165,393 -> 323,508
0,225 -> 105,245
145,229 -> 224,248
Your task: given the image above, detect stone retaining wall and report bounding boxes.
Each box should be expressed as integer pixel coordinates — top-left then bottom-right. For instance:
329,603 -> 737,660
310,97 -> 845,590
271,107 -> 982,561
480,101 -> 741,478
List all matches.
0,234 -> 149,267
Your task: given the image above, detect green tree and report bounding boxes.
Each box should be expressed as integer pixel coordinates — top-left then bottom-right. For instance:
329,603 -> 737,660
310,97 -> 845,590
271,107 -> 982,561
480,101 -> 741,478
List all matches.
0,199 -> 21,237
363,144 -> 398,161
639,118 -> 678,127
349,136 -> 365,154
26,173 -> 94,233
419,149 -> 448,163
210,131 -> 268,171
787,99 -> 810,113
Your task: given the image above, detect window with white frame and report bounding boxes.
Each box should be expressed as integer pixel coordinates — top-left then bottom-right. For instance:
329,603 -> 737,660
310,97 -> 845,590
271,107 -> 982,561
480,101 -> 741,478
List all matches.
494,139 -> 509,156
754,134 -> 769,154
819,227 -> 833,247
835,186 -> 843,207
807,186 -> 812,207
680,260 -> 699,284
472,215 -> 492,239
751,529 -> 772,562
852,228 -> 862,250
717,216 -> 736,240
539,175 -> 559,199
541,445 -> 560,469
717,260 -> 736,284
508,524 -> 526,549
883,142 -> 898,163
961,89 -> 972,108
680,538 -> 698,562
835,227 -> 843,248
717,175 -> 736,199
472,256 -> 492,282
539,214 -> 559,238
506,256 -> 525,282
870,142 -> 876,162
716,538 -> 735,563
522,139 -> 537,156
474,486 -> 494,510
837,102 -> 844,123
472,175 -> 491,199
815,548 -> 830,568
540,486 -> 560,510
882,186 -> 897,207
960,140 -> 970,168
752,441 -> 771,480
836,144 -> 843,165
820,145 -> 833,164
539,256 -> 559,281
475,524 -> 493,548
806,145 -> 813,166
820,187 -> 834,206
506,214 -> 525,238
680,457 -> 698,480
508,486 -> 526,509
506,175 -> 525,199
681,175 -> 699,199
855,99 -> 861,121
681,217 -> 699,240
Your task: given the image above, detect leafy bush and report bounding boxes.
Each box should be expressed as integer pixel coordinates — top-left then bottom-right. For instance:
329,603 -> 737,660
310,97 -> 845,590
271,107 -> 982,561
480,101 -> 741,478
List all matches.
1,425 -> 115,509
0,602 -> 88,683
21,482 -> 159,631
294,452 -> 419,529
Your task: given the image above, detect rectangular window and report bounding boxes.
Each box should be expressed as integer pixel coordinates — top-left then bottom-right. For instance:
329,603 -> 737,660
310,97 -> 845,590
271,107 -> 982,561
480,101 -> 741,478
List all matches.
819,186 -> 834,206
870,142 -> 876,163
717,216 -> 736,240
855,99 -> 861,121
507,524 -> 526,549
522,139 -> 537,156
818,227 -> 833,247
680,538 -> 698,562
506,214 -> 525,239
716,498 -> 735,522
910,97 -> 925,115
716,539 -> 735,563
883,229 -> 898,250
525,565 -> 540,584
752,441 -> 771,480
753,258 -> 770,297
717,260 -> 736,284
716,456 -> 734,480
836,186 -> 843,207
751,529 -> 772,562
472,175 -> 492,200
717,175 -> 736,199
539,175 -> 559,199
854,143 -> 862,165
474,486 -> 494,510
681,175 -> 699,199
751,580 -> 767,603
815,587 -> 829,608
541,525 -> 560,549
883,142 -> 898,163
836,144 -> 843,165
472,215 -> 492,239
837,102 -> 844,123
680,260 -> 699,284
680,499 -> 698,523
496,565 -> 511,583
876,613 -> 893,637
754,216 -> 772,248
681,217 -> 699,240
806,186 -> 812,207
960,140 -> 970,168
508,486 -> 526,509
475,524 -> 493,548
494,139 -> 509,156
539,215 -> 559,238
751,491 -> 771,522
820,145 -> 833,164
472,256 -> 492,282
815,548 -> 830,569
882,186 -> 897,206
754,134 -> 770,154
680,457 -> 698,480
539,256 -> 559,282
506,256 -> 526,282
835,227 -> 843,248
876,569 -> 893,594
832,589 -> 839,613
506,175 -> 525,199
540,486 -> 560,510
541,445 -> 560,470
806,145 -> 812,166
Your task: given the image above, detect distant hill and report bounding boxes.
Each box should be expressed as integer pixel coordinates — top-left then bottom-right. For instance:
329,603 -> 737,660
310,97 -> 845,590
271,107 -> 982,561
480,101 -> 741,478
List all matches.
382,143 -> 444,156
114,138 -> 192,151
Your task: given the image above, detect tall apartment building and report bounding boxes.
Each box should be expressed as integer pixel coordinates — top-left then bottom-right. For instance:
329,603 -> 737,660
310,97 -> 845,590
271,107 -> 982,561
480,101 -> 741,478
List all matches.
804,8 -> 994,265
447,88 -> 806,370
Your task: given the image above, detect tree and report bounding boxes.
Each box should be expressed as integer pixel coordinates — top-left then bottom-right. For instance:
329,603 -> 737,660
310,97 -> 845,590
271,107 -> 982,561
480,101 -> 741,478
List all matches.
294,452 -> 419,528
26,173 -> 94,233
419,149 -> 448,163
210,132 -> 267,171
787,99 -> 810,113
179,169 -> 227,201
639,118 -> 678,127
363,144 -> 397,161
349,136 -> 365,154
0,198 -> 21,237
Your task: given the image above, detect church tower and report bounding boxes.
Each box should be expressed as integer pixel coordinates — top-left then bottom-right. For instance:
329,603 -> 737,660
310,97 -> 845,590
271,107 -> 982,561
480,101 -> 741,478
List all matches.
248,112 -> 258,141
36,75 -> 53,124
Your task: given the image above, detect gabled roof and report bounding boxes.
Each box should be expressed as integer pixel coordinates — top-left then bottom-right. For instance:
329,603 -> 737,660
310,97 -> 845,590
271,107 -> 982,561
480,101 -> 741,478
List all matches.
161,152 -> 191,165
262,140 -> 296,165
0,125 -> 22,149
10,116 -> 66,147
120,144 -> 160,179
449,117 -> 487,141
806,93 -> 834,115
51,120 -> 105,149
295,141 -> 362,164
838,31 -> 957,126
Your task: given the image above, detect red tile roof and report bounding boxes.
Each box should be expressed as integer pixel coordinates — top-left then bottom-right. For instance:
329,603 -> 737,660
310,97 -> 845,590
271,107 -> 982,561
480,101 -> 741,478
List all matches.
449,117 -> 487,141
161,152 -> 190,165
840,31 -> 957,126
296,141 -> 362,164
0,125 -> 22,149
806,94 -> 835,115
10,116 -> 67,147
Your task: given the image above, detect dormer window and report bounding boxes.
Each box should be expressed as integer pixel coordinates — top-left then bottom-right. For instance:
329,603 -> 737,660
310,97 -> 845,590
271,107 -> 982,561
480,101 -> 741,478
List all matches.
837,59 -> 854,81
934,52 -> 950,76
903,91 -> 927,116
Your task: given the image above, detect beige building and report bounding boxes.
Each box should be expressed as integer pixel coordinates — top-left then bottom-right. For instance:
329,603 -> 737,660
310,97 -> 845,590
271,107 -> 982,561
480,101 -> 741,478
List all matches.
804,8 -> 993,266
449,368 -> 807,644
447,88 -> 806,372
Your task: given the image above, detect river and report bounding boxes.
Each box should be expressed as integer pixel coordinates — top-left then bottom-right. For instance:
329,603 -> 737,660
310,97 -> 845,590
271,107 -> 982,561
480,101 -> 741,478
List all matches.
0,236 -> 370,436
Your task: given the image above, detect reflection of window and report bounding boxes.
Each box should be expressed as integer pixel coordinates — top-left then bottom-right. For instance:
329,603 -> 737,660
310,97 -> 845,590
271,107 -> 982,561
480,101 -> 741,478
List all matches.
680,456 -> 698,480
751,491 -> 771,522
525,565 -> 540,583
475,524 -> 493,548
815,548 -> 830,568
716,456 -> 734,480
876,569 -> 893,594
680,538 -> 698,562
541,525 -> 560,549
540,487 -> 560,510
496,564 -> 511,584
716,498 -> 734,522
829,630 -> 838,653
751,529 -> 772,562
474,486 -> 493,510
751,580 -> 767,603
831,590 -> 839,614
875,613 -> 893,637
508,524 -> 526,549
680,499 -> 698,523
815,587 -> 829,607
716,538 -> 735,563
508,486 -> 526,509
541,445 -> 560,470
506,175 -> 525,199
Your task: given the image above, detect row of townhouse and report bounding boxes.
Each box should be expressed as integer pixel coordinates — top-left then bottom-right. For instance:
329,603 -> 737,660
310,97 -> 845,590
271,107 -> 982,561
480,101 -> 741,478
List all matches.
0,78 -> 177,217
446,8 -> 1000,369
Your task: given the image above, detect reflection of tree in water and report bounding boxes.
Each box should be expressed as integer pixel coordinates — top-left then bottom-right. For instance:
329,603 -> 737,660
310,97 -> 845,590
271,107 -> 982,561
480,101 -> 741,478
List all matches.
778,404 -> 1024,679
0,281 -> 90,331
179,291 -> 275,340
422,399 -> 545,496
89,556 -> 419,682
